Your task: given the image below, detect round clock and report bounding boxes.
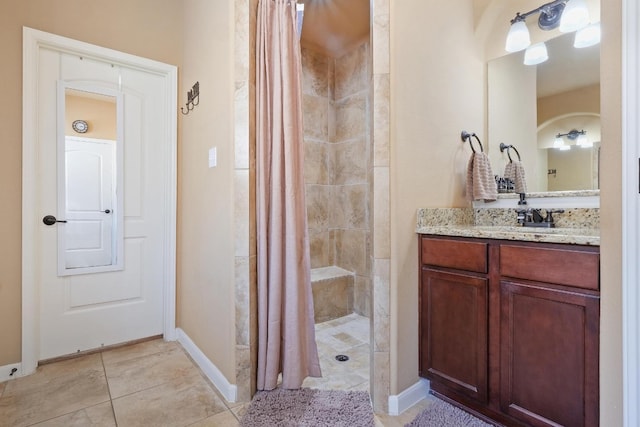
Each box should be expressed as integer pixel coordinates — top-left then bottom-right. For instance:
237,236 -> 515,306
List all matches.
72,120 -> 89,133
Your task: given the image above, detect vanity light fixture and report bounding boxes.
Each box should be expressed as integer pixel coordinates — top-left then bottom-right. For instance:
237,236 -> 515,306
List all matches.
524,42 -> 549,65
505,0 -> 596,62
574,22 -> 601,48
505,0 -> 566,53
555,129 -> 590,149
559,0 -> 590,33
554,135 -> 570,150
577,132 -> 592,147
505,19 -> 531,52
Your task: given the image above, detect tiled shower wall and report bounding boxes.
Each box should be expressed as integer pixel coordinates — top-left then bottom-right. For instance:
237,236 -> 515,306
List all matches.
302,42 -> 372,318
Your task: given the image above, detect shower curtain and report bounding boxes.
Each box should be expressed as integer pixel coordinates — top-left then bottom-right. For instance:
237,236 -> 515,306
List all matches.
256,0 -> 322,390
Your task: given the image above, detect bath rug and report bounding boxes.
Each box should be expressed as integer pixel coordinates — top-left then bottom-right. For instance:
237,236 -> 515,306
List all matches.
239,387 -> 374,427
405,397 -> 495,427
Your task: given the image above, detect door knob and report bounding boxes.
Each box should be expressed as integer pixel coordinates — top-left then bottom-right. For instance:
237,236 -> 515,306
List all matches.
102,209 -> 111,214
42,215 -> 67,226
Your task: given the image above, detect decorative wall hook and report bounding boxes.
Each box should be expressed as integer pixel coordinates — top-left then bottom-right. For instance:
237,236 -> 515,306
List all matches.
181,81 -> 200,115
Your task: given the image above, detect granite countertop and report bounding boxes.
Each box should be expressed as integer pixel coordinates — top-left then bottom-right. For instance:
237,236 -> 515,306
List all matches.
416,224 -> 600,246
415,207 -> 600,246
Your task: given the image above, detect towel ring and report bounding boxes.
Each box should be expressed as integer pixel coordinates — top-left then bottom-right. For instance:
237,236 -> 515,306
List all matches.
499,142 -> 521,162
460,131 -> 484,153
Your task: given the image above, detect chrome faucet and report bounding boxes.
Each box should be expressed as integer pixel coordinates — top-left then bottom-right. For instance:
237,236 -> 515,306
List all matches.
516,208 -> 565,228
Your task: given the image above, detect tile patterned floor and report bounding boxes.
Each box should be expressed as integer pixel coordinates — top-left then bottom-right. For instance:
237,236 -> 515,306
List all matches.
303,313 -> 370,391
0,314 -> 426,426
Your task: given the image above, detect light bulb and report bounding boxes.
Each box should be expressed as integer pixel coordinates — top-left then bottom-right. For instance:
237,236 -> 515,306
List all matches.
560,0 -> 590,33
505,20 -> 531,52
554,136 -> 565,147
574,22 -> 601,48
523,42 -> 548,65
577,133 -> 592,147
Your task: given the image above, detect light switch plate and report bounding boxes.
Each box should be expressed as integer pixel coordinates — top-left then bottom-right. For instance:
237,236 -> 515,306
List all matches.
208,147 -> 217,168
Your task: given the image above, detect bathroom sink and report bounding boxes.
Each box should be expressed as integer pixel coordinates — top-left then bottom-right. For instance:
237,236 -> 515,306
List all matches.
474,226 -> 562,234
472,226 -> 597,236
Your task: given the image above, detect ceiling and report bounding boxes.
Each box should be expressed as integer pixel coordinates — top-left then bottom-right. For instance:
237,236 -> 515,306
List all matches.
299,0 -> 370,57
536,31 -> 600,98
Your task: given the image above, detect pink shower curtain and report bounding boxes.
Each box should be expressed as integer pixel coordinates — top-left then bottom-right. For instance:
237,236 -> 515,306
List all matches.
256,0 -> 322,390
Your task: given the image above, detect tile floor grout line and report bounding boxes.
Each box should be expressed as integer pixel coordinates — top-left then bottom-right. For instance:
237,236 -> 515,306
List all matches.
100,351 -> 119,427
154,343 -> 244,425
178,345 -> 239,416
104,344 -> 180,368
14,355 -> 114,427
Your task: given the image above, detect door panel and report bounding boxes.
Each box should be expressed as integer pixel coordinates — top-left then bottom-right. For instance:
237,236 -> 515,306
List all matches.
64,137 -> 115,269
68,239 -> 144,308
420,268 -> 489,403
500,280 -> 600,427
37,47 -> 165,360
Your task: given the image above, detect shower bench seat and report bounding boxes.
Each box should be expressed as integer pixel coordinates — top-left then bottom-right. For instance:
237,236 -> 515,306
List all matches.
310,266 -> 354,323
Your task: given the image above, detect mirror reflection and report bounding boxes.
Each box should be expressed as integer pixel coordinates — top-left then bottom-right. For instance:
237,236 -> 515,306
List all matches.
59,85 -> 123,275
488,30 -> 600,192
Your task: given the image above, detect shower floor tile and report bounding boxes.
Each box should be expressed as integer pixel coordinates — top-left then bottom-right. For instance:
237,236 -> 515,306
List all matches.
303,313 -> 370,391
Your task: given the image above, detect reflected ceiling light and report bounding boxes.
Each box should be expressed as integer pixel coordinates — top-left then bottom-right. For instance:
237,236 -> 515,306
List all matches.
577,133 -> 593,147
554,136 -> 565,148
574,22 -> 601,48
559,0 -> 590,32
556,129 -> 588,149
524,42 -> 549,65
505,19 -> 531,52
559,145 -> 572,151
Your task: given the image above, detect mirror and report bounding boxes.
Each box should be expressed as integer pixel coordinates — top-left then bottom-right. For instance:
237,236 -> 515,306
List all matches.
488,30 -> 600,193
57,82 -> 124,276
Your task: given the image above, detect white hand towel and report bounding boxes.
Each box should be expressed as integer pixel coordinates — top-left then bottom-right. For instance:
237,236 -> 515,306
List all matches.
466,152 -> 497,202
504,161 -> 527,194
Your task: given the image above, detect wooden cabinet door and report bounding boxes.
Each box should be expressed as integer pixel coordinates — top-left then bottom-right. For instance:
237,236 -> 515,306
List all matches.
500,280 -> 599,427
420,269 -> 488,403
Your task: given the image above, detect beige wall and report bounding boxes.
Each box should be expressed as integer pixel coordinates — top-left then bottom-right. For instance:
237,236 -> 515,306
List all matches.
0,0 -> 183,367
538,84 -> 601,124
487,50 -> 539,189
599,0 -> 623,425
66,95 -> 117,140
547,145 -> 595,190
538,85 -> 601,191
390,0 -> 484,394
178,0 -> 236,380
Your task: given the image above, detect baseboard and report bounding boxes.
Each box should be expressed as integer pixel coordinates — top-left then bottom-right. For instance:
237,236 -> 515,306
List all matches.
176,328 -> 237,403
0,362 -> 23,383
388,378 -> 430,416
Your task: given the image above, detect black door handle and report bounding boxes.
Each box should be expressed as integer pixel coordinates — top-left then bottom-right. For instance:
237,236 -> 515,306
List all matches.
102,209 -> 111,214
42,215 -> 67,226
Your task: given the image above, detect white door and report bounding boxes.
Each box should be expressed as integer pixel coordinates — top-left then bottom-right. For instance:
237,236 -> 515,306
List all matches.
63,137 -> 116,269
32,45 -> 172,360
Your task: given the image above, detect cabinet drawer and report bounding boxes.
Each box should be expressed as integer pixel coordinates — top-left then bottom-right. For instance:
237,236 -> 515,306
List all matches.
421,237 -> 488,273
500,244 -> 599,290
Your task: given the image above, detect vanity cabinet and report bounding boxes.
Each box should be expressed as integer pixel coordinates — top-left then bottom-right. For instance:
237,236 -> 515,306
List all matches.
419,235 -> 600,427
419,238 -> 489,404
